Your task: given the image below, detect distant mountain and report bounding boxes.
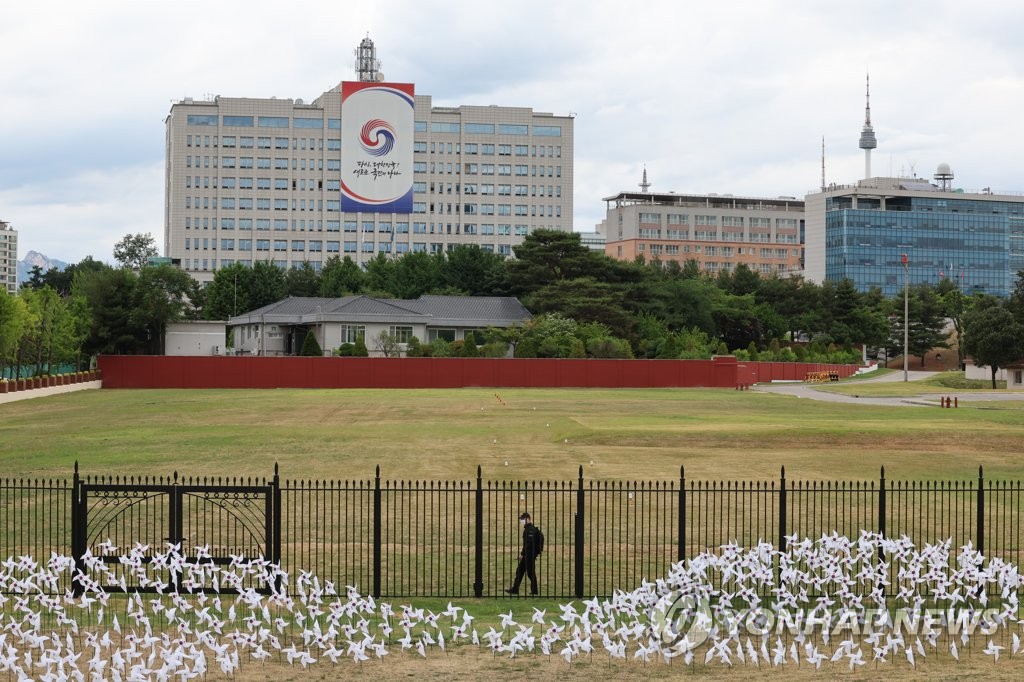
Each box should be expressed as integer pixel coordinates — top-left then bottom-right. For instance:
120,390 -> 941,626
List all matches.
17,251 -> 69,286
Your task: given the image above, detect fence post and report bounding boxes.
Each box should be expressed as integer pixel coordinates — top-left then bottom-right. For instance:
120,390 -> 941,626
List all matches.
878,466 -> 886,539
270,463 -> 282,592
574,465 -> 584,599
678,465 -> 686,564
71,461 -> 85,597
778,466 -> 787,553
474,466 -> 484,598
373,465 -> 382,599
977,465 -> 984,557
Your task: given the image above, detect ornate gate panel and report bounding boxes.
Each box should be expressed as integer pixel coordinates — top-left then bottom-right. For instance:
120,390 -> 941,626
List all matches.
71,470 -> 279,594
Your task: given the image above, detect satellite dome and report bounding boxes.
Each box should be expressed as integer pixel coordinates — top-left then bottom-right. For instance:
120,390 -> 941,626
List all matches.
936,162 -> 952,176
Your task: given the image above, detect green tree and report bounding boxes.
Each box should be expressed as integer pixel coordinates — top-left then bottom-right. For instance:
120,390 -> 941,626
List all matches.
320,256 -> 366,297
405,336 -> 427,357
430,337 -> 452,357
352,335 -> 369,357
74,266 -> 143,356
203,262 -> 253,320
250,261 -> 288,309
113,232 -> 159,270
0,292 -> 30,378
132,265 -> 201,354
391,251 -> 441,299
364,253 -> 396,296
962,297 -> 1024,388
299,331 -> 323,357
286,262 -> 321,298
937,278 -> 968,369
525,277 -> 635,342
460,333 -> 480,357
443,245 -> 507,295
507,229 -> 593,288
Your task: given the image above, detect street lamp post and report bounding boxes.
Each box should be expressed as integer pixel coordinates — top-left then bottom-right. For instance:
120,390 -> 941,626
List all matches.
902,253 -> 909,382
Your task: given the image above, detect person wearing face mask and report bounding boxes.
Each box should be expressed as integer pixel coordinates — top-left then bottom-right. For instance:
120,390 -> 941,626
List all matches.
505,511 -> 542,595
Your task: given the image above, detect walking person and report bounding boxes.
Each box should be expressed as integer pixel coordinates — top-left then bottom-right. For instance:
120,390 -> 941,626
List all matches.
505,512 -> 543,595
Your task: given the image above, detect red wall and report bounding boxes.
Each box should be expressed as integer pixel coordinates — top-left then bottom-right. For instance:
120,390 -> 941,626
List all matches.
98,356 -> 859,390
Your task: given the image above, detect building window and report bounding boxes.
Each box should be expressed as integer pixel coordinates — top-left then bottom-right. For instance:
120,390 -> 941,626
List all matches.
389,326 -> 414,343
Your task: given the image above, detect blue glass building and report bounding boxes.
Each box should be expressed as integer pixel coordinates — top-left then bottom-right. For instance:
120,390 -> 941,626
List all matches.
805,178 -> 1024,298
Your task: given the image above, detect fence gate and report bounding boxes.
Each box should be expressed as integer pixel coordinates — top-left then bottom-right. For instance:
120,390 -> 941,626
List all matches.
71,468 -> 279,594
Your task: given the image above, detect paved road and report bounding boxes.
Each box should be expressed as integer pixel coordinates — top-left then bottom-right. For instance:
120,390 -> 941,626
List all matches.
751,370 -> 1024,407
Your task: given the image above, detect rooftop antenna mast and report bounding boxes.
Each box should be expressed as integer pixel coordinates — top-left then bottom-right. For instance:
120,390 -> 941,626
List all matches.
355,34 -> 384,82
821,137 -> 826,191
858,73 -> 877,180
639,166 -> 651,193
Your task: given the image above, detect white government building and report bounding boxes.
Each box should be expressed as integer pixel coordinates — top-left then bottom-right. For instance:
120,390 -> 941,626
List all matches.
164,37 -> 574,283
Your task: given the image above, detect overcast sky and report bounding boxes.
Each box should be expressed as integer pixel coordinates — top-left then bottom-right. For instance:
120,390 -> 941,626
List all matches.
4,0 -> 1024,264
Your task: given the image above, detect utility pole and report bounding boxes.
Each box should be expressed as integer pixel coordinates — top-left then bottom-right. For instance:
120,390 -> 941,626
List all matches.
902,253 -> 909,382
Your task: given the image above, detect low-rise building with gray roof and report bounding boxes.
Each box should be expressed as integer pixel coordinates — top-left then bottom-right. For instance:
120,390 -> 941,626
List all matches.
228,295 -> 531,355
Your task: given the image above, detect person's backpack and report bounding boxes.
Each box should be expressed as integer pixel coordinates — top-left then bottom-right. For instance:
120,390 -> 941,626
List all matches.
534,526 -> 544,554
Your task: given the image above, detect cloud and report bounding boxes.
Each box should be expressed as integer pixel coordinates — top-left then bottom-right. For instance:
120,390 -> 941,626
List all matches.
4,0 -> 1024,260
0,163 -> 164,264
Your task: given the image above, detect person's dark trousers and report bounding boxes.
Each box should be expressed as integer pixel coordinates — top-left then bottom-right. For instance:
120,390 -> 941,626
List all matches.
510,555 -> 537,594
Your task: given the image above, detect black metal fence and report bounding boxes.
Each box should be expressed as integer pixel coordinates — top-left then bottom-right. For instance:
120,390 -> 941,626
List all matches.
1,465 -> 1021,599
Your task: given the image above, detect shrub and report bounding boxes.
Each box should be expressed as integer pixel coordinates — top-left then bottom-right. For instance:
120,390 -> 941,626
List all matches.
461,336 -> 480,357
405,336 -> 425,358
353,336 -> 369,357
299,333 -> 322,357
481,341 -> 509,358
431,338 -> 452,357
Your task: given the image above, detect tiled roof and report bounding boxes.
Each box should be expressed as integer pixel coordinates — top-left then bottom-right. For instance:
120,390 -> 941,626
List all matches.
230,295 -> 531,326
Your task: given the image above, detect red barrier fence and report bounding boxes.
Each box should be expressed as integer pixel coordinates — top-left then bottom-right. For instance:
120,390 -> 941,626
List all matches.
98,355 -> 859,390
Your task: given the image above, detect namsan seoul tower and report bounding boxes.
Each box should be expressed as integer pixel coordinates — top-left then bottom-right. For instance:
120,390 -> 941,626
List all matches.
858,74 -> 877,180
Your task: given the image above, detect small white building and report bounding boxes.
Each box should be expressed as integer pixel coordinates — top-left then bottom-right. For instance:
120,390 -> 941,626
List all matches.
227,295 -> 532,356
165,321 -> 228,356
965,358 -> 1024,388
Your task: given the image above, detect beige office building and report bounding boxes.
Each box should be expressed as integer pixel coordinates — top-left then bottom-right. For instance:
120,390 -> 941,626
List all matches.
164,40 -> 573,283
0,221 -> 17,295
598,188 -> 804,276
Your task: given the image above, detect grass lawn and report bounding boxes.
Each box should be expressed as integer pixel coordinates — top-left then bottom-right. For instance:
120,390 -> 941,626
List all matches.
2,386 -> 1023,482
4,387 -> 1024,679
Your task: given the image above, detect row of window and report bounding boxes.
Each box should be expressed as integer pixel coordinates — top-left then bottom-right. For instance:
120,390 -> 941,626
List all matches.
187,156 -> 335,171
189,236 -> 523,253
460,164 -> 561,177
633,229 -> 799,244
414,203 -> 561,217
189,134 -> 563,159
637,243 -> 799,258
185,176 -> 561,199
187,135 -> 337,151
187,177 -> 337,191
185,195 -> 561,217
424,122 -> 560,137
639,213 -> 799,229
188,115 -> 337,129
184,215 -> 562,232
416,142 -> 562,157
188,242 -> 516,270
187,114 -> 561,137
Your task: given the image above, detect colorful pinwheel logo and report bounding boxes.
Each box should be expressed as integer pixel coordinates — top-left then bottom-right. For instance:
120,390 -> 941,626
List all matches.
360,118 -> 396,157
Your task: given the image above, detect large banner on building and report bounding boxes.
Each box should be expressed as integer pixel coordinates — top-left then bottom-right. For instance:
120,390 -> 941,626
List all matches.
340,82 -> 415,214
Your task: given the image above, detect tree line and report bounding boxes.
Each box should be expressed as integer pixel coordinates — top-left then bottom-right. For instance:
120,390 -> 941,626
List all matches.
4,230 -> 1024,383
